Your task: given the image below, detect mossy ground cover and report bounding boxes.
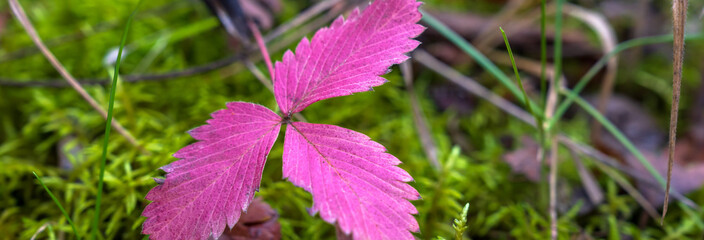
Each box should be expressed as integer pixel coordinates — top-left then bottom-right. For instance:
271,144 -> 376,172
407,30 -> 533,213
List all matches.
1,0 -> 703,239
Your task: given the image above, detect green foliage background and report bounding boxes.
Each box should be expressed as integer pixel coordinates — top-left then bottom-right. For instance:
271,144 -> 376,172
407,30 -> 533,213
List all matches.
1,0 -> 703,239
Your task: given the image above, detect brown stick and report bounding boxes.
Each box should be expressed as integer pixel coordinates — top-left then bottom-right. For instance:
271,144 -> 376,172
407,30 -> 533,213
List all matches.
663,0 -> 688,223
548,139 -> 558,240
263,0 -> 344,42
413,50 -> 535,125
545,40 -> 560,240
0,0 -> 350,88
8,0 -> 141,148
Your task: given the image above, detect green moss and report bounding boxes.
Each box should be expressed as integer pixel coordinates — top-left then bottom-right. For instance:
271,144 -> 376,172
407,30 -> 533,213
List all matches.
2,0 -> 704,239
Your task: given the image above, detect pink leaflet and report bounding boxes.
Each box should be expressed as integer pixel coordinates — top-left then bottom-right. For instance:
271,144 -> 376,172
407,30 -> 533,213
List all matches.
273,0 -> 424,115
142,102 -> 281,240
283,122 -> 420,240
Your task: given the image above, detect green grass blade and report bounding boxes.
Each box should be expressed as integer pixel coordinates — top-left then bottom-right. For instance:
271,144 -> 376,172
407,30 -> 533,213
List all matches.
91,2 -> 143,239
547,33 -> 704,130
421,11 -> 541,113
500,27 -> 545,143
539,0 -> 547,105
33,172 -> 80,240
564,90 -> 666,187
552,0 -> 564,113
552,0 -> 565,94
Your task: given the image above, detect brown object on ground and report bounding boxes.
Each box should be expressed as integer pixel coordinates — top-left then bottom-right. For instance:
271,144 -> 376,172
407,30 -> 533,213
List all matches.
217,198 -> 281,240
503,136 -> 541,182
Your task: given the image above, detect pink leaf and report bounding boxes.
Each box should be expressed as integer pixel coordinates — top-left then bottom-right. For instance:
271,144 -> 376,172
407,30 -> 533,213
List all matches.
142,102 -> 282,240
283,122 -> 420,239
273,0 -> 424,115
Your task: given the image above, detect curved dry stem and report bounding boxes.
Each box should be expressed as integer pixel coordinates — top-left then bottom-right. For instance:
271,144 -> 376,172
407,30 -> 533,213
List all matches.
8,0 -> 141,149
563,4 -> 619,142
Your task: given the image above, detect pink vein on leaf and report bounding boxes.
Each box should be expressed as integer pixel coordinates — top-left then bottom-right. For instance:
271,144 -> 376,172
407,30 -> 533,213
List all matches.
273,0 -> 424,115
283,122 -> 420,240
142,102 -> 281,240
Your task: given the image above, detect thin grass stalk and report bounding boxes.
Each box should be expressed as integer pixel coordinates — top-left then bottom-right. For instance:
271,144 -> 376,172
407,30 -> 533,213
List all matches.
547,33 -> 704,130
540,0 -> 547,105
548,1 -> 564,237
420,11 -> 542,112
500,27 -> 546,148
551,0 -> 564,117
33,172 -> 80,240
563,90 -> 666,187
91,2 -> 142,239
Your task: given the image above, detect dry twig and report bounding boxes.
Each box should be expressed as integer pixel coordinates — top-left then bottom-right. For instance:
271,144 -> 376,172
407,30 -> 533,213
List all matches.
8,0 -> 141,148
548,139 -> 558,240
0,0 -> 353,88
264,0 -> 343,42
29,222 -> 50,240
663,0 -> 688,223
413,50 -> 535,125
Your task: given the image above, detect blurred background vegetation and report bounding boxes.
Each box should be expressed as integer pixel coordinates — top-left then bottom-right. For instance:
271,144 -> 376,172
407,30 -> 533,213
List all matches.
1,0 -> 703,239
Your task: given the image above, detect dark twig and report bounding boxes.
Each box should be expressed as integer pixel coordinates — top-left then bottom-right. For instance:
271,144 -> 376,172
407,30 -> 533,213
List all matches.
263,0 -> 343,42
0,54 -> 250,87
8,0 -> 141,149
0,0 -> 192,63
413,50 -> 535,125
0,0 -> 352,88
